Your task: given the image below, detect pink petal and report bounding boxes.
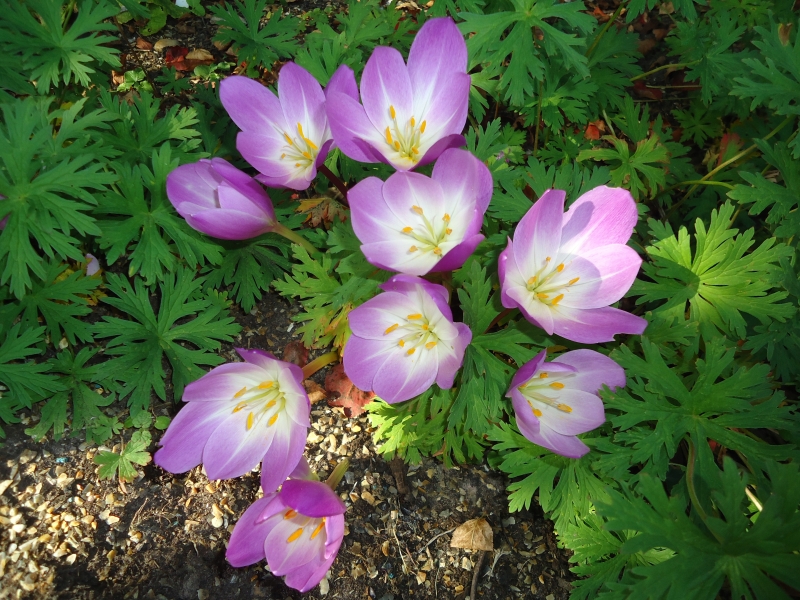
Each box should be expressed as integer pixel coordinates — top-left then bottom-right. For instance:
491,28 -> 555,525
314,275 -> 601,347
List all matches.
360,46 -> 413,132
265,518 -> 326,575
560,186 -> 638,255
343,336 -> 395,394
506,283 -> 555,334
202,410 -> 274,480
349,177 -> 404,245
348,292 -> 413,340
512,189 -> 565,278
527,424 -> 591,459
413,73 -> 470,145
154,401 -> 227,474
280,480 -> 347,517
434,322 -> 472,390
226,495 -> 275,567
511,391 -> 541,440
324,514 -> 345,559
372,342 -> 438,403
186,209 -> 272,240
326,91 -> 384,163
550,306 -> 648,343
430,233 -> 484,273
278,62 -> 327,146
166,161 -> 220,216
534,388 -> 605,436
283,553 -> 337,593
220,75 -> 287,132
326,64 -> 358,102
182,364 -> 264,402
431,148 -> 493,215
550,349 -> 626,395
507,350 -> 548,392
260,422 -> 308,494
415,133 -> 467,169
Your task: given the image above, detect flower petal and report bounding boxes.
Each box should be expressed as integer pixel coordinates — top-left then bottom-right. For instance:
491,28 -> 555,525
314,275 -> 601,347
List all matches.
560,186 -> 638,255
265,518 -> 326,576
220,75 -> 287,133
280,480 -> 347,517
186,209 -> 272,240
154,401 -> 226,474
278,62 -> 327,146
360,46 -> 413,132
326,64 -> 359,102
512,189 -> 565,277
506,283 -> 555,335
166,161 -> 220,215
527,424 -> 591,459
434,322 -> 472,390
326,91 -> 385,163
507,350 -> 547,393
430,233 -> 484,273
202,410 -> 274,480
343,336 -> 395,393
260,423 -> 308,494
551,349 -> 626,395
226,495 -> 275,567
550,306 -> 648,343
431,148 -> 493,215
415,133 -> 467,168
511,390 -> 540,441
534,388 -> 605,436
372,343 -> 438,403
413,73 -> 470,148
181,363 -> 265,402
283,552 -> 337,593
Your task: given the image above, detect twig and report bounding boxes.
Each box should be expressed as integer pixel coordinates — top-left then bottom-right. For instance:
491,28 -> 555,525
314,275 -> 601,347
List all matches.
418,527 -> 456,554
471,550 -> 486,600
318,164 -> 349,204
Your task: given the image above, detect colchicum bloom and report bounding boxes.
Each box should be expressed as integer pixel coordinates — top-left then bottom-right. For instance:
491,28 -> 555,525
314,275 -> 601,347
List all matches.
326,17 -> 470,171
343,275 -> 472,404
499,186 -> 647,343
349,148 -> 492,275
154,349 -> 310,494
507,349 -> 624,458
227,458 -> 346,593
167,157 -> 276,240
220,62 -> 358,190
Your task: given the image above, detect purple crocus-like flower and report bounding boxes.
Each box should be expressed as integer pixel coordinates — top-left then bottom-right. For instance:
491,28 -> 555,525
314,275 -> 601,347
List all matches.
349,148 -> 492,275
499,186 -> 647,343
326,17 -> 470,171
166,157 -> 277,240
507,349 -> 624,458
343,275 -> 472,404
227,458 -> 346,593
154,348 -> 310,494
220,62 -> 358,190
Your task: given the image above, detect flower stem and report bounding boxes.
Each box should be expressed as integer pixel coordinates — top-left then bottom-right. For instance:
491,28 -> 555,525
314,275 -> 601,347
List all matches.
325,458 -> 350,491
302,351 -> 339,379
485,308 -> 514,334
630,60 -> 700,82
271,222 -> 318,256
686,439 -> 724,544
318,164 -> 349,205
585,2 -> 625,59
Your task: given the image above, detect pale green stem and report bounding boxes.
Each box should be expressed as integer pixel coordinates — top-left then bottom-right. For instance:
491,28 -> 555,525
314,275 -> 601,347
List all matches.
271,222 -> 317,256
301,351 -> 339,380
325,458 -> 350,491
630,60 -> 700,82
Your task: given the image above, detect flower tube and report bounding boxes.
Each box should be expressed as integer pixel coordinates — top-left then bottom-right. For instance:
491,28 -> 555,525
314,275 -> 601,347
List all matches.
349,148 -> 492,275
227,458 -> 347,593
220,62 -> 358,190
499,186 -> 647,343
326,17 -> 470,171
343,275 -> 472,404
154,348 -> 310,494
507,349 -> 625,458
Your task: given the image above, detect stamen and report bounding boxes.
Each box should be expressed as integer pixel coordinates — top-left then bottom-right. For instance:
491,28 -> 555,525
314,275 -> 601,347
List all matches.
232,402 -> 247,413
420,121 -> 426,133
433,247 -> 442,255
258,381 -> 273,389
545,256 -> 551,262
407,314 -> 422,320
297,123 -> 305,137
406,348 -> 416,355
310,520 -> 326,539
398,340 -> 405,347
287,528 -> 304,543
425,341 -> 436,349
302,151 -> 312,159
246,412 -> 254,430
295,163 -> 301,167
550,382 -> 565,390
536,293 -> 549,299
410,116 -> 416,127
568,277 -> 580,286
281,153 -> 286,159
265,400 -> 276,409
557,403 -> 573,413
409,245 -> 418,252
386,127 -> 393,145
234,387 -> 247,399
412,206 -> 424,215
268,414 -> 278,427
284,133 -> 293,145
402,226 -> 413,233
394,141 -> 400,150
306,138 -> 318,150
284,509 -> 297,519
422,324 -> 429,330
551,294 -> 564,306
556,263 -> 565,272
527,276 -> 537,285
539,372 -> 548,378
389,105 -> 396,119
385,323 -> 399,335
411,146 -> 419,155
532,408 -> 542,417
442,213 -> 450,222
445,228 -> 452,235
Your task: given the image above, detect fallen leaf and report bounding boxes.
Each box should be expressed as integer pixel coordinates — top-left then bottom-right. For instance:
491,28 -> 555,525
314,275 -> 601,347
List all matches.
632,79 -> 663,100
296,196 -> 348,229
165,46 -> 189,70
111,70 -> 125,86
637,37 -> 657,55
176,21 -> 196,35
135,37 -> 153,51
584,123 -> 601,140
325,364 -> 375,417
154,38 -> 180,52
659,1 -> 675,14
282,340 -> 308,368
450,518 -> 493,551
186,48 -> 213,61
779,23 -> 794,46
303,380 -> 326,404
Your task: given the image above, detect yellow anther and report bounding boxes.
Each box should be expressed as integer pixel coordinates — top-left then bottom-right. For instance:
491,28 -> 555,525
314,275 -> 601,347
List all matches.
287,528 -> 304,543
398,340 -> 405,347
445,228 -> 452,235
527,276 -> 537,285
246,412 -> 254,430
284,133 -> 293,145
412,205 -> 424,215
442,213 -> 450,222
533,408 -> 543,417
557,403 -> 573,413
536,293 -> 549,299
306,138 -> 318,150
551,294 -> 564,306
410,116 -> 416,127
385,127 -> 393,145
568,277 -> 580,286
402,226 -> 413,233
258,381 -> 274,389
384,323 -> 399,335
284,509 -> 297,519
232,402 -> 247,413
425,341 -> 436,349
302,151 -> 312,159
422,324 -> 429,330
539,372 -> 548,378
556,263 -> 565,272
310,520 -> 326,539
297,123 -> 305,137
390,105 -> 396,119
550,382 -> 565,390
411,146 -> 419,155
406,348 -> 416,355
546,256 -> 551,262
394,141 -> 400,150
407,314 -> 422,320
234,386 -> 248,398
265,400 -> 276,409
295,163 -> 301,167
409,245 -> 418,252
281,153 -> 286,159
268,413 -> 278,427
420,121 -> 426,133
433,247 -> 442,255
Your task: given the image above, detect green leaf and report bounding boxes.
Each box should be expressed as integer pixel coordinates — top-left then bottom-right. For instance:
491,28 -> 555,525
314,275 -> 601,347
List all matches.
457,261 -> 499,335
93,270 -> 241,414
94,430 -> 152,482
631,203 -> 795,339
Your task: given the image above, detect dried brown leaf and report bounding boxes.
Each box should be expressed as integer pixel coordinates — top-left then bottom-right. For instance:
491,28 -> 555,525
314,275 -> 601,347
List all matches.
450,518 -> 493,551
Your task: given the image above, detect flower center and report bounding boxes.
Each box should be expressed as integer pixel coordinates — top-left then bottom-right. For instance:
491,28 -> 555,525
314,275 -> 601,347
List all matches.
230,380 -> 285,431
280,122 -> 318,170
283,510 -> 326,543
524,257 -> 581,308
383,311 -> 441,356
384,105 -> 426,164
402,205 -> 453,259
518,370 -> 574,415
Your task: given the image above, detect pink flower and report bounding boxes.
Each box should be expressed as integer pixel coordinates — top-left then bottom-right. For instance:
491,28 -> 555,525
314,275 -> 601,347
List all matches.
326,17 -> 470,171
499,186 -> 647,343
166,158 -> 277,240
349,148 -> 492,275
343,275 -> 472,404
220,63 -> 358,190
227,459 -> 346,593
154,349 -> 310,494
507,349 -> 625,458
